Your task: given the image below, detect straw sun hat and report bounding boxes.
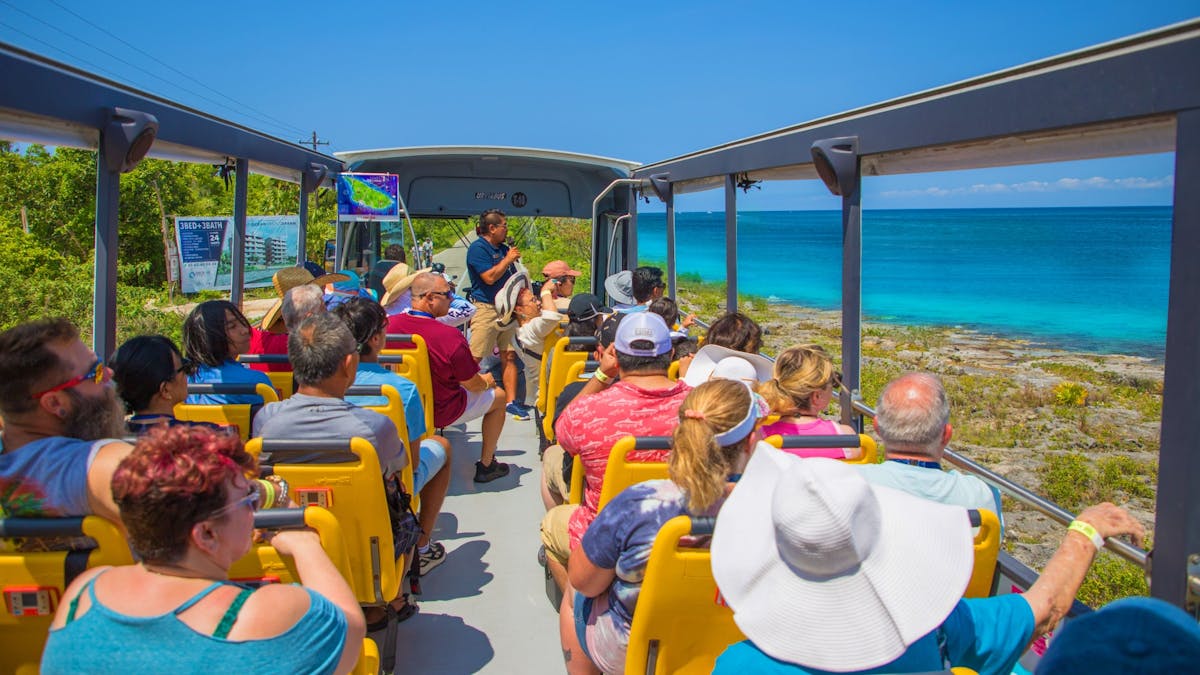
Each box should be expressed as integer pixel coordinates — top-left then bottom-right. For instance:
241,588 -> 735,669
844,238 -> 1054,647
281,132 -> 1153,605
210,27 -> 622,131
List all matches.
494,272 -> 531,327
379,263 -> 420,308
260,266 -> 348,332
711,449 -> 974,672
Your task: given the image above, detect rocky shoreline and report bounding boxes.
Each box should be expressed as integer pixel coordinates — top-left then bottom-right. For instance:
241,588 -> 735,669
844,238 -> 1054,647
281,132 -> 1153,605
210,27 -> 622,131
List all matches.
683,293 -> 1161,596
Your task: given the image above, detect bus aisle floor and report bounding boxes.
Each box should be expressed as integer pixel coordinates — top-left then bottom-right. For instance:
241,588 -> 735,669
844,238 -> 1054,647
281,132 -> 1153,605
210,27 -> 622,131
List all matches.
395,415 -> 563,674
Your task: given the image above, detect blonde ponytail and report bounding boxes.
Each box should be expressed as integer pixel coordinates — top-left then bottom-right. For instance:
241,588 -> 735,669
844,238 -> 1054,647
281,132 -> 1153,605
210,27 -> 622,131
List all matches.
670,380 -> 753,513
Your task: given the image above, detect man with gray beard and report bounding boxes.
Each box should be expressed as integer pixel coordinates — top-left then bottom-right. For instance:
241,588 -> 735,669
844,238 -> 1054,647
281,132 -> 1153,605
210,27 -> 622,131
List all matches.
0,318 -> 131,526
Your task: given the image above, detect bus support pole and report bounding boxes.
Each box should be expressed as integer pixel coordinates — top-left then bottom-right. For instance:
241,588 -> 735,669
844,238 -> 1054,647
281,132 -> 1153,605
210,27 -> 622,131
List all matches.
665,182 -> 676,299
231,159 -> 249,308
92,150 -> 119,361
724,174 -> 738,313
1155,108 -> 1200,612
811,137 -> 862,430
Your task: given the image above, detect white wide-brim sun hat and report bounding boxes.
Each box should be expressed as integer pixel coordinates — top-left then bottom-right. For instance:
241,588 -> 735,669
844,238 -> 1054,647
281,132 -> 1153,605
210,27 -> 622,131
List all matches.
681,344 -> 775,387
711,448 -> 974,672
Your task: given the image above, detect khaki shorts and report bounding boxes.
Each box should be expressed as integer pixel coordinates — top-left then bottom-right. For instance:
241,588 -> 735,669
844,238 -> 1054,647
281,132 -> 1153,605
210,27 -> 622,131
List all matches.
469,301 -> 517,359
542,444 -> 570,502
540,503 -> 578,566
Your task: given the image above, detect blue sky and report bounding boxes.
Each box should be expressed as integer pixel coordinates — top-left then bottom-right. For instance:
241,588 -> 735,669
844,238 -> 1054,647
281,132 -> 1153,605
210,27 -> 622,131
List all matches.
1,1 -> 1194,210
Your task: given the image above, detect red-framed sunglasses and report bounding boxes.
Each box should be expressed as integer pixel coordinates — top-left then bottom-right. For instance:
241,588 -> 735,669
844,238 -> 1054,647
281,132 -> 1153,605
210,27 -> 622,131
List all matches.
30,359 -> 107,400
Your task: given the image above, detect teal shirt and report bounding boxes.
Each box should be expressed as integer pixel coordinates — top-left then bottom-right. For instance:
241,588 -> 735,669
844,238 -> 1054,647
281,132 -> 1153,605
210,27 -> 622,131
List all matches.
42,573 -> 347,674
713,594 -> 1034,675
346,363 -> 427,439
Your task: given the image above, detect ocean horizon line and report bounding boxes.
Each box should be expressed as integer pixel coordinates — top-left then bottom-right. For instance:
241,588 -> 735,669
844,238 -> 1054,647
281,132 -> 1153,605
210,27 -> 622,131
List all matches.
637,204 -> 1172,216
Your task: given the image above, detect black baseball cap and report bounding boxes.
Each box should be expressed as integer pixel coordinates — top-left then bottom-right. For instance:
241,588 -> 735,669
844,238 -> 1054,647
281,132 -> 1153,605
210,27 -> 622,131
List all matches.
566,293 -> 612,322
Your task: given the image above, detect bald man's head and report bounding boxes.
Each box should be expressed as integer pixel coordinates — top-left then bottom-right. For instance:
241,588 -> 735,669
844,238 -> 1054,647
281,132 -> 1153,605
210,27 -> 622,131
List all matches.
874,372 -> 950,457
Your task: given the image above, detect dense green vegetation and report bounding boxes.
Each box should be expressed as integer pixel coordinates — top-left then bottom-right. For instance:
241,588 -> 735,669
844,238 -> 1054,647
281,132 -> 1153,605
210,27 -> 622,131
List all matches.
0,142 -> 344,342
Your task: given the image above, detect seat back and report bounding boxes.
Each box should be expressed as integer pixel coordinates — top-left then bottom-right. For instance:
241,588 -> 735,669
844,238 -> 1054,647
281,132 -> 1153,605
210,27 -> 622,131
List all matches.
229,506 -> 351,589
382,333 -> 433,436
667,359 -> 681,381
246,437 -> 402,607
0,516 -> 133,672
625,516 -> 745,675
542,336 -> 597,442
597,436 -> 673,512
347,384 -> 417,501
966,508 -> 1001,598
236,354 -> 294,399
764,433 -> 879,465
535,325 -> 564,414
175,383 -> 280,441
568,455 -> 584,505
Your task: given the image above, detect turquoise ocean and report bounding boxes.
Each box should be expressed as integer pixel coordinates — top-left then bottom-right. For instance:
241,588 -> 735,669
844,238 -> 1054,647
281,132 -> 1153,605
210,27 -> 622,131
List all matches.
637,207 -> 1171,358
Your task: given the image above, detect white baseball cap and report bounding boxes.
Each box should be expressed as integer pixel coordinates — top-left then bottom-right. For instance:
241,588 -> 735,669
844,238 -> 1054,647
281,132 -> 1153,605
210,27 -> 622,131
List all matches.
613,311 -> 672,357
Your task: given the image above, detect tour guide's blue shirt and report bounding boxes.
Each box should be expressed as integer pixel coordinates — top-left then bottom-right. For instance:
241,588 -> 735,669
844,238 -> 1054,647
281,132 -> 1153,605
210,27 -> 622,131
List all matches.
466,236 -> 513,303
712,594 -> 1035,675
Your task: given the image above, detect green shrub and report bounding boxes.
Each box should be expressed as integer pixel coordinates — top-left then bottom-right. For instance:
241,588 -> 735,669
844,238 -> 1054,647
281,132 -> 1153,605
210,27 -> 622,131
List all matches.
1077,550 -> 1150,608
1053,381 -> 1089,407
1096,456 -> 1156,501
1038,453 -> 1097,511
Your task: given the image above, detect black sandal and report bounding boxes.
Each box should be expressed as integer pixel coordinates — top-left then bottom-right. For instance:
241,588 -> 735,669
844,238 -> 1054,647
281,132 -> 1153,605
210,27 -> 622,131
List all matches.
365,595 -> 419,632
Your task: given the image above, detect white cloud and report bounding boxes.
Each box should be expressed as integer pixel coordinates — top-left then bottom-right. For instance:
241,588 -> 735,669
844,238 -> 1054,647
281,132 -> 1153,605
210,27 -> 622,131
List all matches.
880,175 -> 1174,198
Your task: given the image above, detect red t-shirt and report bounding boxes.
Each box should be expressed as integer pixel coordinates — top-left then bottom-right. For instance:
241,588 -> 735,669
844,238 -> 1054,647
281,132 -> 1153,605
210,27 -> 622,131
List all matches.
248,327 -> 291,372
387,312 -> 479,428
556,379 -> 691,549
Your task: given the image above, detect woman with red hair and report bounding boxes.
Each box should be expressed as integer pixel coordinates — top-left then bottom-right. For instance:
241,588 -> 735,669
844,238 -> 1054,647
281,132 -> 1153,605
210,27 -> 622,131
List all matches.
42,426 -> 365,674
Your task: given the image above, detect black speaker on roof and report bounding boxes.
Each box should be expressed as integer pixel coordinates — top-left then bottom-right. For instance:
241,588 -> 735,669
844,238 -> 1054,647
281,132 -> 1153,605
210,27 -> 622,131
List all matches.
103,107 -> 158,173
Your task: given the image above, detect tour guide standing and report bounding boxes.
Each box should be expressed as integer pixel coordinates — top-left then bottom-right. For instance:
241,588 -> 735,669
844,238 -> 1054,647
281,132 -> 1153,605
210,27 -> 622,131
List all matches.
466,208 -> 524,418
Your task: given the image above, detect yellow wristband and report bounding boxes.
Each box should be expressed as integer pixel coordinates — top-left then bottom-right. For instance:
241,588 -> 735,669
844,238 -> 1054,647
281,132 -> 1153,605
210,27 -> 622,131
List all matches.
1068,520 -> 1105,550
594,369 -> 612,384
255,479 -> 276,511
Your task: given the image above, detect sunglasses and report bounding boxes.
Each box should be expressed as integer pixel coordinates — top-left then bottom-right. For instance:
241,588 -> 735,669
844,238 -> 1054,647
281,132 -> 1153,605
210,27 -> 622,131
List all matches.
421,291 -> 453,300
30,359 -> 107,400
176,358 -> 198,376
207,484 -> 263,519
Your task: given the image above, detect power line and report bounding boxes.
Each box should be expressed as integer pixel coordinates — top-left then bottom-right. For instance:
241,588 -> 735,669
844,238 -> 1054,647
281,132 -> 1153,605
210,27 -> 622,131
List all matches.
299,131 -> 330,152
0,1 -> 309,140
45,0 -> 310,139
0,20 -> 127,83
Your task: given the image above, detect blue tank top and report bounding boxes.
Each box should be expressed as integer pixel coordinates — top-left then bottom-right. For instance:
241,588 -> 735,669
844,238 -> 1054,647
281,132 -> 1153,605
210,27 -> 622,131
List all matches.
0,437 -> 115,517
41,571 -> 347,674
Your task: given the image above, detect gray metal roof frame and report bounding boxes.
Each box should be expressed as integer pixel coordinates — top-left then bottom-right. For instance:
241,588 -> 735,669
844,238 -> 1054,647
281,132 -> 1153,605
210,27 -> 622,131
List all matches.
0,41 -> 343,182
633,19 -> 1199,189
0,41 -> 345,362
632,18 -> 1200,612
336,145 -> 638,219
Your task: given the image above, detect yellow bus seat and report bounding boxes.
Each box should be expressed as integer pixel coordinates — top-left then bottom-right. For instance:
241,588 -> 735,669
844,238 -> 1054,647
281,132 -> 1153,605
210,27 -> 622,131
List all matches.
764,432 -> 879,465
348,383 -> 417,507
247,437 -> 409,673
542,336 -> 597,442
0,516 -> 134,672
624,515 -> 745,675
597,436 -> 672,512
966,508 -> 1001,598
236,354 -> 294,399
207,506 -> 380,675
354,636 -> 380,675
230,506 -> 350,588
382,332 -> 433,436
667,359 -> 680,381
265,372 -> 295,399
176,382 -> 280,441
568,455 -> 584,505
535,325 -> 564,414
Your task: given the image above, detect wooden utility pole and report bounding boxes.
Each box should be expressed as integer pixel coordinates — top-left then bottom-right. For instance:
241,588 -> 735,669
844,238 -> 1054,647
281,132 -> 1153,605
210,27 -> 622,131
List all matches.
300,131 -> 329,152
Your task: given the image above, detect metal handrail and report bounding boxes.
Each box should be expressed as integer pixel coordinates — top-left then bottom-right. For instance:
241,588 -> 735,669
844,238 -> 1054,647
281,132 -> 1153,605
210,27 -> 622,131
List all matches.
847,398 -> 1149,569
